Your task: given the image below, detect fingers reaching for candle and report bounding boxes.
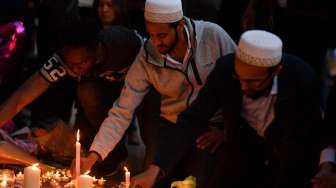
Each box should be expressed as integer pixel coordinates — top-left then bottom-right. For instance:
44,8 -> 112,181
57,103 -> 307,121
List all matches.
196,127 -> 227,153
70,153 -> 98,177
130,165 -> 160,188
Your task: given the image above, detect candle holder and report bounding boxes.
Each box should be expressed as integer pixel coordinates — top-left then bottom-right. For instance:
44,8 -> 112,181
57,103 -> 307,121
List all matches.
117,181 -> 131,188
0,169 -> 15,188
97,178 -> 106,186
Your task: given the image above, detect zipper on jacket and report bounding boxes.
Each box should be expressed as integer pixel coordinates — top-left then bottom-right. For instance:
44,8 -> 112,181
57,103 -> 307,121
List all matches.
185,61 -> 195,107
163,58 -> 195,108
188,19 -> 202,86
189,56 -> 202,86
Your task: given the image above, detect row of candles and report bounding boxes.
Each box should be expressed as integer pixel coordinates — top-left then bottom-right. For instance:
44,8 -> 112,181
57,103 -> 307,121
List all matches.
0,165 -> 107,188
75,130 -> 130,187
0,130 -> 131,187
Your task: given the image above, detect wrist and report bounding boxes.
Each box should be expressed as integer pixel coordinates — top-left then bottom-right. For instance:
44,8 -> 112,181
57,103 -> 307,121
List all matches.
148,165 -> 160,178
87,152 -> 99,166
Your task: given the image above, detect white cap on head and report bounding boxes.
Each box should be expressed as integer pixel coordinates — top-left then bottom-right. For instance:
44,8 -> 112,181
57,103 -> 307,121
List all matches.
144,0 -> 183,23
236,30 -> 283,67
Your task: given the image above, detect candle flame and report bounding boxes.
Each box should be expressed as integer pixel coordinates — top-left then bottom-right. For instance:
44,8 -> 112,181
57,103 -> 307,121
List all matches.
0,180 -> 7,186
124,166 -> 129,172
32,163 -> 39,167
77,129 -> 80,142
84,170 -> 90,175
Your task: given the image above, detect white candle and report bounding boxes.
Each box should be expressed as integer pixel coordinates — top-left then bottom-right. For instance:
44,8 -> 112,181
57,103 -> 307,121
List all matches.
76,129 -> 81,186
54,171 -> 61,182
24,163 -> 41,188
97,177 -> 106,186
124,167 -> 130,187
61,175 -> 70,182
16,171 -> 24,183
0,174 -> 7,188
77,171 -> 92,188
92,176 -> 97,184
16,172 -> 24,179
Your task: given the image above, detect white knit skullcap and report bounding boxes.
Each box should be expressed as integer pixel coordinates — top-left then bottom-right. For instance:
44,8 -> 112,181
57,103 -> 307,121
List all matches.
144,0 -> 183,23
236,30 -> 283,67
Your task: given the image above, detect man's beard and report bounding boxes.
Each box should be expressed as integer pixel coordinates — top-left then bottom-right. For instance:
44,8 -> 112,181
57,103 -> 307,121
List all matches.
160,28 -> 179,55
243,86 -> 272,99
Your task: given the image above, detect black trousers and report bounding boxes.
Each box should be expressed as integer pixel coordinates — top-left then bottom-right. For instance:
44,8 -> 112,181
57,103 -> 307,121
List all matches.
207,124 -> 320,188
154,118 -> 220,188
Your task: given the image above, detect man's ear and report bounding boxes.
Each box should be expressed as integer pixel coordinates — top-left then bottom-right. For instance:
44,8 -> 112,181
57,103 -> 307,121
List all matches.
177,19 -> 186,32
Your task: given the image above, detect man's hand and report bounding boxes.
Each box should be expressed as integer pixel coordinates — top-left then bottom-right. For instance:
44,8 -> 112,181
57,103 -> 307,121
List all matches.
33,128 -> 48,137
131,165 -> 160,188
70,152 -> 99,177
196,127 -> 226,153
312,162 -> 335,188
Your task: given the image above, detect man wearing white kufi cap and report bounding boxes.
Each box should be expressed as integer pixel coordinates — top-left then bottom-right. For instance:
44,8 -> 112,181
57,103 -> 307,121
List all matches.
152,30 -> 322,188
79,0 -> 236,187
144,0 -> 183,23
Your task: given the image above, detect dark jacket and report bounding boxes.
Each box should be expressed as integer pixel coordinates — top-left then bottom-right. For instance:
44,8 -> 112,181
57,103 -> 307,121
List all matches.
323,82 -> 336,146
154,53 -> 323,187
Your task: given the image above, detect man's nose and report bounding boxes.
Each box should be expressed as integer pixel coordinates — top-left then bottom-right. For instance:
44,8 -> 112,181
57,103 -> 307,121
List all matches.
103,5 -> 109,12
151,37 -> 161,47
240,81 -> 255,91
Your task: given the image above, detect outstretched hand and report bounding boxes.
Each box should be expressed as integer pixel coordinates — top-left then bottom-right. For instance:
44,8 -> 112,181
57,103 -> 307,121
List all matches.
196,127 -> 226,153
70,152 -> 99,177
131,165 -> 160,188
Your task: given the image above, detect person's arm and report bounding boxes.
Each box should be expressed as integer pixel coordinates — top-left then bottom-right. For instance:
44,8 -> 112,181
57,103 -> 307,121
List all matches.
0,72 -> 51,127
274,56 -> 323,187
312,83 -> 336,186
0,53 -> 67,127
207,21 -> 237,56
84,52 -> 151,168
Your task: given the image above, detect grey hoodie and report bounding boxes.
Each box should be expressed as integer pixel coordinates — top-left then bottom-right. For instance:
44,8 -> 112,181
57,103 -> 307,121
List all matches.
90,17 -> 236,159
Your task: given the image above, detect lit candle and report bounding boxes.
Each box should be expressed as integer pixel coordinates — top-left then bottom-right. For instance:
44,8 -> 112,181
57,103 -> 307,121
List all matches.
124,167 -> 130,187
77,171 -> 92,188
64,180 -> 75,188
0,174 -> 7,188
16,171 -> 24,180
92,176 -> 97,184
24,163 -> 41,188
54,171 -> 61,182
97,177 -> 106,186
61,175 -> 70,182
76,129 -> 81,187
16,171 -> 24,184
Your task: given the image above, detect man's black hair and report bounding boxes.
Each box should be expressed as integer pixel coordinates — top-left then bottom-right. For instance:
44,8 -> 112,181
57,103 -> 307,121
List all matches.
169,21 -> 180,28
61,19 -> 100,49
